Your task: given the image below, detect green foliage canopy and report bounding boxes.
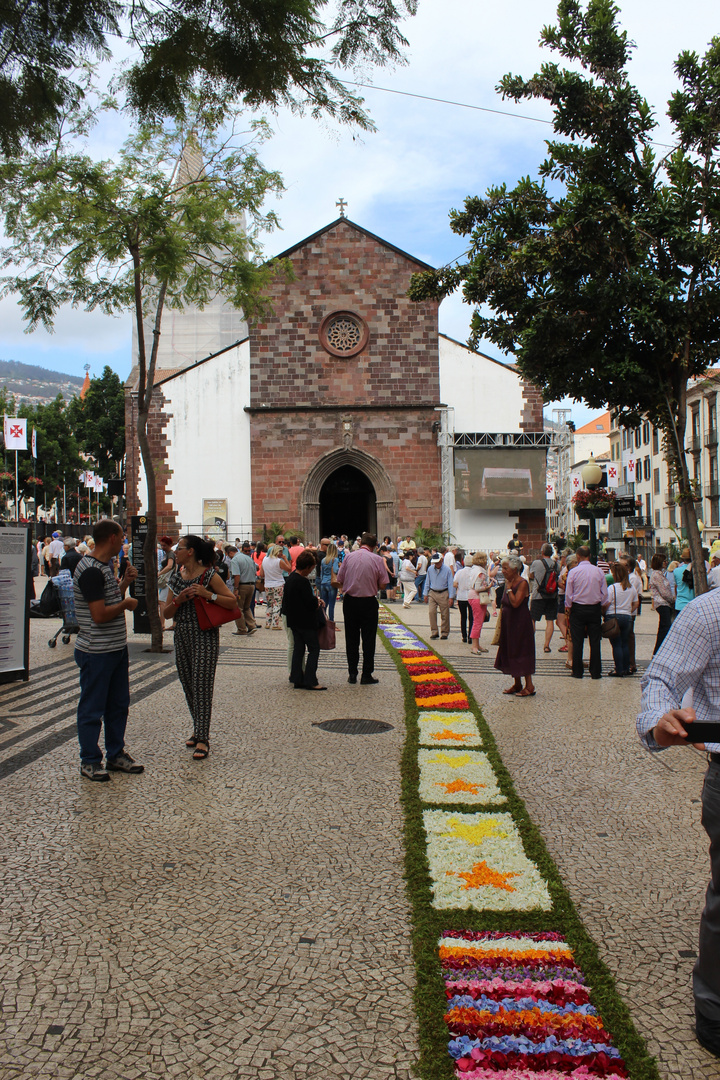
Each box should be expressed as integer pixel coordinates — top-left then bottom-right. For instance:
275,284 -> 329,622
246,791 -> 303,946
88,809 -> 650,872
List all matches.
0,0 -> 418,153
67,365 -> 126,480
0,96 -> 286,336
409,0 -> 720,586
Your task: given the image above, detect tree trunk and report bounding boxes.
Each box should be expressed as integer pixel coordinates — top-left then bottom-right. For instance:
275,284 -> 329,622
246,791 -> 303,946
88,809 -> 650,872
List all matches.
131,242 -> 167,651
665,383 -> 708,595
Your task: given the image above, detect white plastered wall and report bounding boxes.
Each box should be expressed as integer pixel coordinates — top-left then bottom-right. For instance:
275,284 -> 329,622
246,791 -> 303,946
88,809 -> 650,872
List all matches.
136,340 -> 252,535
439,333 -> 528,552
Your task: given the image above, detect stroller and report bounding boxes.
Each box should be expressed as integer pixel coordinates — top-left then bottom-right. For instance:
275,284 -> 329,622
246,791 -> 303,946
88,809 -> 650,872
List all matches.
47,570 -> 80,648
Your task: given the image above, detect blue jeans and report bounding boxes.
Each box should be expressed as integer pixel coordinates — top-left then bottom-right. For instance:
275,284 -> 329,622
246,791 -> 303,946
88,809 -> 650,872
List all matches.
610,614 -> 632,675
75,647 -> 130,763
319,583 -> 336,621
415,574 -> 426,600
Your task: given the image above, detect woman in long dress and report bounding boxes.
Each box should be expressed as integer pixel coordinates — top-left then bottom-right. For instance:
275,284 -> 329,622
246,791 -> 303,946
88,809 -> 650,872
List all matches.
494,554 -> 536,697
163,535 -> 237,759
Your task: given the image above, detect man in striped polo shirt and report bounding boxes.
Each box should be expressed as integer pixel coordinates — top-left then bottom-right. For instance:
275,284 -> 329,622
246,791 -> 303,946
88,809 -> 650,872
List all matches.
73,519 -> 142,782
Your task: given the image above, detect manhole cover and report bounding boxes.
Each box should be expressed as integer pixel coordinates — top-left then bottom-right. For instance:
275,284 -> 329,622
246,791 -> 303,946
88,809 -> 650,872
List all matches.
314,718 -> 394,735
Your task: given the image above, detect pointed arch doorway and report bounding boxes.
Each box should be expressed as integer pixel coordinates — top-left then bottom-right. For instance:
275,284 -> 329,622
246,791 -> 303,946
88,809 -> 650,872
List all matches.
320,464 -> 376,539
301,447 -> 396,541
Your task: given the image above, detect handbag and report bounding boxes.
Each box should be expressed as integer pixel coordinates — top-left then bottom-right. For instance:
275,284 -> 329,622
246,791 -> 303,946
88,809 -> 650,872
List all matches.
193,570 -> 242,630
318,619 -> 337,650
601,586 -> 620,640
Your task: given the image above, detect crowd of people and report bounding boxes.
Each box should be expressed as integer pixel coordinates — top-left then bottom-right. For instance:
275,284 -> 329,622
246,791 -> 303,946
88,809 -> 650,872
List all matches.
66,522 -> 708,785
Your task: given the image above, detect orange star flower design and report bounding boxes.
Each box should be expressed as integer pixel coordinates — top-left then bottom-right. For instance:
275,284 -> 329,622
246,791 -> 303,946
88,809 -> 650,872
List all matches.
436,778 -> 485,795
431,729 -> 471,741
448,860 -> 520,892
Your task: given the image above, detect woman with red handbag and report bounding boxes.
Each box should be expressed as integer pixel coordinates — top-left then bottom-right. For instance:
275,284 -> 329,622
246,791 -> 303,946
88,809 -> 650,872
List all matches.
163,535 -> 238,759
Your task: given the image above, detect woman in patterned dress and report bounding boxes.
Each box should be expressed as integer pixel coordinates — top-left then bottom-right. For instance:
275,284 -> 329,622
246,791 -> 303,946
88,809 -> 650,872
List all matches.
163,535 -> 236,759
260,544 -> 291,629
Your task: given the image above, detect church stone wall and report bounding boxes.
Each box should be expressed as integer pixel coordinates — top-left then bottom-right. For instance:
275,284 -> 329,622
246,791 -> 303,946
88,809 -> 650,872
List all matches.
249,219 -> 442,538
250,220 -> 440,408
249,407 -> 441,540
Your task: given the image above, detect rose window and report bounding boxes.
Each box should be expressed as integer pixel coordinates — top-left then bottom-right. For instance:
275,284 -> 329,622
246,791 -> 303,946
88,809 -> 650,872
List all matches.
319,310 -> 369,358
327,316 -> 361,352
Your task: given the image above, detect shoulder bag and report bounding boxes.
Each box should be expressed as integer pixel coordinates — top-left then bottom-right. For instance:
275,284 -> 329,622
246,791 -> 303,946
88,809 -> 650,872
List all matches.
316,602 -> 336,649
601,585 -> 620,639
194,570 -> 242,630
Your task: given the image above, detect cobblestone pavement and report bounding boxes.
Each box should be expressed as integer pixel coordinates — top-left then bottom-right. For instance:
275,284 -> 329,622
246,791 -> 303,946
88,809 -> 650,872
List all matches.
5,587 -> 720,1079
398,594 -> 720,1080
0,599 -> 416,1079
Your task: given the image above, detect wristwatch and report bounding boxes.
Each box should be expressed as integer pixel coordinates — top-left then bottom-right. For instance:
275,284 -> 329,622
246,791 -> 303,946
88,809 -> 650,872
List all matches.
209,593 -> 217,603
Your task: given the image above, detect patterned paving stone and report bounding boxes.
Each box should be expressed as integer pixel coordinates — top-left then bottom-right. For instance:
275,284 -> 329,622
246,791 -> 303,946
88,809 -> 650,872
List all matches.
0,604 -> 417,1079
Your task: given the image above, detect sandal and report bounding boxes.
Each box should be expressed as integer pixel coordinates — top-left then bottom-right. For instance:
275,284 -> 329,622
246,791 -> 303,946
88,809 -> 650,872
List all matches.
193,743 -> 209,759
185,734 -> 198,747
559,645 -> 568,652
543,646 -> 551,653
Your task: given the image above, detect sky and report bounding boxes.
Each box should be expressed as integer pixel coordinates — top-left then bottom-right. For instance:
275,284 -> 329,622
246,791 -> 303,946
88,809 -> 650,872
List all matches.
0,0 -> 718,428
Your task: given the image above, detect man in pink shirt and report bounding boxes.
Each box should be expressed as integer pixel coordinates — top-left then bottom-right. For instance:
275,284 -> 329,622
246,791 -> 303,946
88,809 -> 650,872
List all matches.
287,536 -> 304,571
336,532 -> 390,684
564,545 -> 609,679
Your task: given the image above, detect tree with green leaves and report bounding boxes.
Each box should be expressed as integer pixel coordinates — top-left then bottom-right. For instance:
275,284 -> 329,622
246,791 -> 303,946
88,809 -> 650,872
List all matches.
0,91 -> 286,648
68,365 -> 126,481
0,0 -> 417,153
409,0 -> 720,593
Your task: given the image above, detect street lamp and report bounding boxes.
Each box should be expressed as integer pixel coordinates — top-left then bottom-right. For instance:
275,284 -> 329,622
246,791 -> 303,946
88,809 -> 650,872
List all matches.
581,455 -> 604,565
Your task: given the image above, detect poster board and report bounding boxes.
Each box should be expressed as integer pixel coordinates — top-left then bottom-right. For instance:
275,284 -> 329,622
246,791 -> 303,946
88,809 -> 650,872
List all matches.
202,499 -> 228,543
0,526 -> 31,683
130,515 -> 152,635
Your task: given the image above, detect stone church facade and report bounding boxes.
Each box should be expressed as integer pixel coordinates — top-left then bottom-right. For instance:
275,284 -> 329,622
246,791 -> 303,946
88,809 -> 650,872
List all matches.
247,218 -> 442,541
125,217 -> 546,551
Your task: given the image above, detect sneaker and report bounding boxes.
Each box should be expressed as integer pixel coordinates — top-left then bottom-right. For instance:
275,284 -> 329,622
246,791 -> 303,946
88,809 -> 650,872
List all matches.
246,627 -> 257,635
81,761 -> 110,782
106,751 -> 144,774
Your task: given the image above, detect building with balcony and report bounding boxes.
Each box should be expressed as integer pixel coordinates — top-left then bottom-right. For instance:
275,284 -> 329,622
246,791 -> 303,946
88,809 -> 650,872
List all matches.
607,369 -> 720,557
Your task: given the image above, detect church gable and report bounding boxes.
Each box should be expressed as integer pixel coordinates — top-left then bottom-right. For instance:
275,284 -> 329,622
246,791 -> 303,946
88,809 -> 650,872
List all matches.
249,217 -> 440,410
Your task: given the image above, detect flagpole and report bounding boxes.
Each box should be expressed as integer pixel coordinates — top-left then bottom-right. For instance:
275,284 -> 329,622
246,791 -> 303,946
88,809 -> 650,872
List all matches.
14,449 -> 18,521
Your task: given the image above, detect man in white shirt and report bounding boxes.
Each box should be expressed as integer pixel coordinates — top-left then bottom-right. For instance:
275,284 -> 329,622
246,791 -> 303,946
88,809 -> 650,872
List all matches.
443,547 -> 459,607
48,532 -> 65,577
415,549 -> 428,602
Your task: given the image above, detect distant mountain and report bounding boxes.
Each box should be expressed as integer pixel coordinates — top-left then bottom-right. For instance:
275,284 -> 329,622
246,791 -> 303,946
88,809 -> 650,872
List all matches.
0,359 -> 84,406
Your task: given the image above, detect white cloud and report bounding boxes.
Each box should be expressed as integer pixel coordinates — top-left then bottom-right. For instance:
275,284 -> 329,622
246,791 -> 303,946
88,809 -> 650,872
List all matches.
0,0 -> 717,398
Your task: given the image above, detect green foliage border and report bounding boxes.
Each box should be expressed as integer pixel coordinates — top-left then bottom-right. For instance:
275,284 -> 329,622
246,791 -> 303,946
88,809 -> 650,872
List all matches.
378,613 -> 660,1080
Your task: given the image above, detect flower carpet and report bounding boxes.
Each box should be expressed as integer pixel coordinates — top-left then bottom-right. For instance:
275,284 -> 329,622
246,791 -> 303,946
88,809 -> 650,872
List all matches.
418,749 -> 504,806
442,932 -> 626,1078
378,610 -> 652,1080
424,811 -> 552,912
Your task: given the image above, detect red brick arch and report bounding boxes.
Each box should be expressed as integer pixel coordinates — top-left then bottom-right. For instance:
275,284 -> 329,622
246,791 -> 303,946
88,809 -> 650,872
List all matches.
300,447 -> 397,541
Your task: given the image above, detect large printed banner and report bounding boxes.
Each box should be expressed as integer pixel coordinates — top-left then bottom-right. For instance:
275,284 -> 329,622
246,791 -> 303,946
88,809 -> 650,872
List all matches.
202,499 -> 228,542
454,448 -> 548,511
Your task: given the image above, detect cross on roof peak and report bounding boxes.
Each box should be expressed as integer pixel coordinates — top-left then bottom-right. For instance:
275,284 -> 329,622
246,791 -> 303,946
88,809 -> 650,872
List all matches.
336,197 -> 347,218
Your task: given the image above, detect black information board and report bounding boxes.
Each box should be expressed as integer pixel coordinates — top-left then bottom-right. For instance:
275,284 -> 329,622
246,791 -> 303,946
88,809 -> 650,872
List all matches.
614,497 -> 638,517
130,515 -> 152,635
